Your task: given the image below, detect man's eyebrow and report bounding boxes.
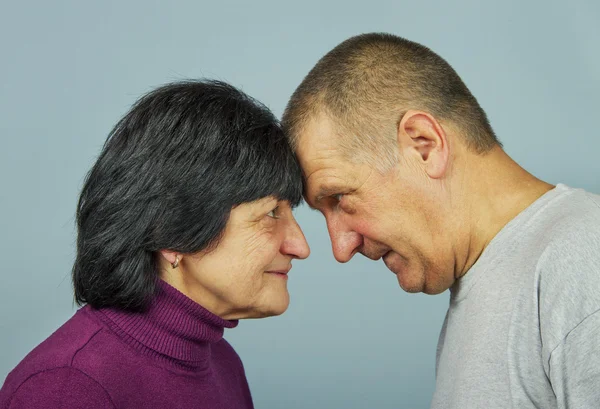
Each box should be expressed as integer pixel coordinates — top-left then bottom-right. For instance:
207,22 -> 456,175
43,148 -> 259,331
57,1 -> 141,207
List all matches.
311,185 -> 345,203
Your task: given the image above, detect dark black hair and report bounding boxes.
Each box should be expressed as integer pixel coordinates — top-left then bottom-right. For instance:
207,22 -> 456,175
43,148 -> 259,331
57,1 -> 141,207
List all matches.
73,80 -> 303,312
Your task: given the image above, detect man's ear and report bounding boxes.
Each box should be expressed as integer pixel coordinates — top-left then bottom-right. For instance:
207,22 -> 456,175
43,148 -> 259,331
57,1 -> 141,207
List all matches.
397,109 -> 449,179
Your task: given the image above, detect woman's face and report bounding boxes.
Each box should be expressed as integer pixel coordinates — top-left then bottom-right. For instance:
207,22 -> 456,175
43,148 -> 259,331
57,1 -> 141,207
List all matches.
162,196 -> 310,320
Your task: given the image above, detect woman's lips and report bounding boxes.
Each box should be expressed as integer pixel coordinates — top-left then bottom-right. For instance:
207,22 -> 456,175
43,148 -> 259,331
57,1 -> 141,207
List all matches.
265,269 -> 290,279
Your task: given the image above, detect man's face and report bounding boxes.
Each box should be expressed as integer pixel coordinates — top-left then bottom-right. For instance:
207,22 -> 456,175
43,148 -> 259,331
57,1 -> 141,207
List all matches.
296,115 -> 457,294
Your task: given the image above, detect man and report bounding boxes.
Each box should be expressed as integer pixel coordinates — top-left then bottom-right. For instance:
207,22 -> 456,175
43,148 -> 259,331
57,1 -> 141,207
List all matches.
282,33 -> 600,408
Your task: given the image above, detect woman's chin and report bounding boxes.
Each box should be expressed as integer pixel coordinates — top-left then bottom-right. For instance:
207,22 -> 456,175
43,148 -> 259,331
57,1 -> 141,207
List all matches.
249,291 -> 290,319
262,295 -> 290,318
223,292 -> 290,320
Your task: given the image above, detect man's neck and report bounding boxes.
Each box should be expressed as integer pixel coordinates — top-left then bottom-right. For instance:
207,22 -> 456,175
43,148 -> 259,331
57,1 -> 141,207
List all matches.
455,146 -> 554,278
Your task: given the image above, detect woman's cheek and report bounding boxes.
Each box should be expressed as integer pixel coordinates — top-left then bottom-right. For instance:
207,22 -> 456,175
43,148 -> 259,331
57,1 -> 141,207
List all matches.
242,226 -> 275,255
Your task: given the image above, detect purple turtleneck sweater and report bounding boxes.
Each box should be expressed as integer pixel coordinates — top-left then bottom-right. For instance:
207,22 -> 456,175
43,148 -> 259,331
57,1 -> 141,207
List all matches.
0,280 -> 254,409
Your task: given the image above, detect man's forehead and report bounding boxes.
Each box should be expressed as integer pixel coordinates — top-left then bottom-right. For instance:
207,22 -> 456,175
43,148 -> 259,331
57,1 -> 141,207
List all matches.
294,115 -> 354,197
297,112 -> 339,146
296,117 -> 343,166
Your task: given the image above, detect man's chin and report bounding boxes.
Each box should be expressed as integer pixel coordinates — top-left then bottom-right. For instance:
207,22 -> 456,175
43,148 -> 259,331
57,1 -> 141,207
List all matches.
383,252 -> 427,293
383,255 -> 453,294
396,274 -> 425,293
382,251 -> 408,277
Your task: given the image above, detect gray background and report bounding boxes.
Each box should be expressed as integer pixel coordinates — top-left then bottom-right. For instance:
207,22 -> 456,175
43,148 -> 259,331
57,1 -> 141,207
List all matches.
1,1 -> 598,408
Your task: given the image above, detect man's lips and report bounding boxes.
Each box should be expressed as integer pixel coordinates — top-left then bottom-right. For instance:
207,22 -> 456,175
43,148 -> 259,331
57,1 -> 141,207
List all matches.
382,251 -> 392,261
382,251 -> 400,274
360,249 -> 389,261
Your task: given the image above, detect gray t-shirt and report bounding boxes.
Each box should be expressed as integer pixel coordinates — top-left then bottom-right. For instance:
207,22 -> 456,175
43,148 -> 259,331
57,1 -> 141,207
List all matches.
431,184 -> 600,409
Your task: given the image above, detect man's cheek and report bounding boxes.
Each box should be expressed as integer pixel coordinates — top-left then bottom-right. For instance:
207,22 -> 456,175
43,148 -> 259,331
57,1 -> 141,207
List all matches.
352,218 -> 379,240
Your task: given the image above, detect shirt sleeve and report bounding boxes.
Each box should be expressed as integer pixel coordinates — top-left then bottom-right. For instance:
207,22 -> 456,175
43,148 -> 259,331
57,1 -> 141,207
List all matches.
548,309 -> 600,409
6,367 -> 115,409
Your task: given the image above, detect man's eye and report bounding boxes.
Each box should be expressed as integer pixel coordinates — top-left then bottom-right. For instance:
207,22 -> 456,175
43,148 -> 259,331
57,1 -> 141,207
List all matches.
332,194 -> 344,202
267,206 -> 280,219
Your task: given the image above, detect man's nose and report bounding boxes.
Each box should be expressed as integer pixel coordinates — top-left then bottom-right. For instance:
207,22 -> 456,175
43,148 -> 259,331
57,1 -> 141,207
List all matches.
326,214 -> 362,263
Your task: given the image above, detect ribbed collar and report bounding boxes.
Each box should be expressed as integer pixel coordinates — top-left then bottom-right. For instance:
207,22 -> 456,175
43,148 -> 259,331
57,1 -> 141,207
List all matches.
94,279 -> 238,370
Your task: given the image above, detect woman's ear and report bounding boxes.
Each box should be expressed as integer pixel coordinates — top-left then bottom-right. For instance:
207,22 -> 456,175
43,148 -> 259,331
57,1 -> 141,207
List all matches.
159,250 -> 181,268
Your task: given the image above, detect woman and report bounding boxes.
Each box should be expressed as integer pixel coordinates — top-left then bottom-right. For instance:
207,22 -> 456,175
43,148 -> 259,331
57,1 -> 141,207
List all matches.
0,80 -> 310,409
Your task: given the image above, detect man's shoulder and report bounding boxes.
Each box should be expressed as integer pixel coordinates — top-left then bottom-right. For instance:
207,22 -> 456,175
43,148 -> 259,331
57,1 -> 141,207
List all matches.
532,184 -> 600,234
530,187 -> 600,360
582,188 -> 600,209
513,185 -> 600,261
536,186 -> 600,271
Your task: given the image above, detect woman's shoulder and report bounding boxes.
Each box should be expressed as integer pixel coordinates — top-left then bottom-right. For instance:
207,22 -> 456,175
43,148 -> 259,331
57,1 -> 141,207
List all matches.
5,306 -> 104,377
0,366 -> 115,409
0,307 -> 113,408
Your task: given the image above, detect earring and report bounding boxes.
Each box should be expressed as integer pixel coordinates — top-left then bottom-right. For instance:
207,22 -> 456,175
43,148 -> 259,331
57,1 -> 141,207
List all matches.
171,256 -> 179,269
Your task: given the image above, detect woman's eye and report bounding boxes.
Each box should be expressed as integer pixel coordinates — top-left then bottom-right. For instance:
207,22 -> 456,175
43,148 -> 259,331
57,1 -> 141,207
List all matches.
267,206 -> 280,219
